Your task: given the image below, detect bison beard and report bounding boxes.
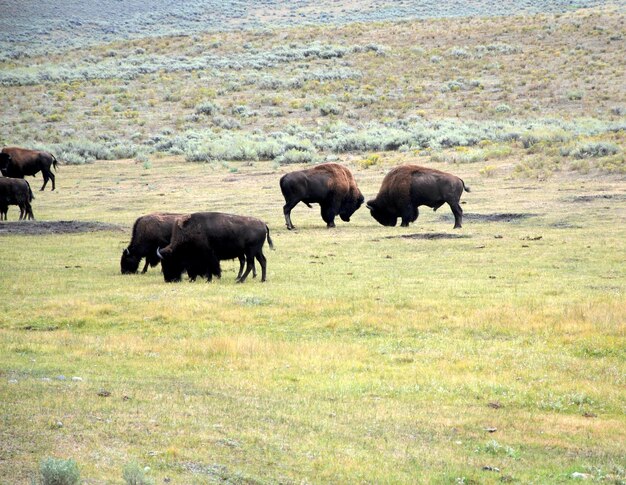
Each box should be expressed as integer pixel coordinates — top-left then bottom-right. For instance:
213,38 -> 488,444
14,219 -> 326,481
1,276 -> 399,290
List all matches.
279,162 -> 364,229
156,212 -> 272,284
367,165 -> 470,229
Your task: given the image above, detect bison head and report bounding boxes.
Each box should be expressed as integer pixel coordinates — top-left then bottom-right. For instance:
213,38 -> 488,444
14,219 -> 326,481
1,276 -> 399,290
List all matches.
0,153 -> 11,175
120,247 -> 141,274
339,191 -> 364,222
156,246 -> 185,282
366,199 -> 397,227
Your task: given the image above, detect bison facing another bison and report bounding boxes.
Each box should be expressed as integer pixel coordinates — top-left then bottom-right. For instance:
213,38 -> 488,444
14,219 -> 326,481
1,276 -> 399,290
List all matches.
156,212 -> 273,284
367,165 -> 470,229
279,162 -> 364,230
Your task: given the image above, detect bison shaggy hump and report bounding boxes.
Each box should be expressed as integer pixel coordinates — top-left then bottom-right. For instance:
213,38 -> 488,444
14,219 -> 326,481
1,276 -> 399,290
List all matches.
280,162 -> 364,229
367,165 -> 470,229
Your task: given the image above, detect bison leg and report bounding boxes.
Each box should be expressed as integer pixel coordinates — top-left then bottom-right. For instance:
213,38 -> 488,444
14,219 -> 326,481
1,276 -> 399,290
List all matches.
236,255 -> 246,281
255,251 -> 267,282
283,200 -> 299,230
401,206 -> 418,227
39,168 -> 55,191
321,205 -> 336,228
450,202 -> 463,229
141,259 -> 150,274
237,250 -> 257,283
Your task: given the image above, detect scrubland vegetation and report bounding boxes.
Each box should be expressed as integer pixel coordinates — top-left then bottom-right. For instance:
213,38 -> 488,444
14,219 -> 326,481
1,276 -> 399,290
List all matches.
0,2 -> 624,483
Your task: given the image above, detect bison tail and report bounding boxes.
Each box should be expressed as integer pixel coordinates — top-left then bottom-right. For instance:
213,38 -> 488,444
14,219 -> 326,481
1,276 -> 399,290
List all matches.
462,179 -> 471,192
25,180 -> 34,201
266,225 -> 275,250
51,154 -> 59,171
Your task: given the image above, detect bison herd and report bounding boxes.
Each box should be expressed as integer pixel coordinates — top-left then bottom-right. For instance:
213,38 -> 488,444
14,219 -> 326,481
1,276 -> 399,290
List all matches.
120,162 -> 470,284
0,146 -> 59,220
0,146 -> 470,283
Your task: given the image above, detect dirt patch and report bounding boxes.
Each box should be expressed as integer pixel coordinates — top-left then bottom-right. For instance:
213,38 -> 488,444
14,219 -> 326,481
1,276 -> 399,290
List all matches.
568,194 -> 626,203
384,233 -> 470,240
440,213 -> 537,223
0,220 -> 125,236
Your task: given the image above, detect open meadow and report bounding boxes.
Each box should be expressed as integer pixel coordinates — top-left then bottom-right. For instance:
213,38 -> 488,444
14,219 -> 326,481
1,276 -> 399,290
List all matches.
1,2 -> 625,484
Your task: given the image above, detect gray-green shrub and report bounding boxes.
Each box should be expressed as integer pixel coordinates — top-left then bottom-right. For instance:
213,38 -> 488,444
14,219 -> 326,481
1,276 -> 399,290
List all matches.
37,458 -> 80,485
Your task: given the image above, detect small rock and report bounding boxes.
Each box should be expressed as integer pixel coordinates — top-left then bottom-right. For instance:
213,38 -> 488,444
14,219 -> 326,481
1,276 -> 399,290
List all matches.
484,427 -> 497,433
41,378 -> 52,382
97,389 -> 111,397
494,235 -> 503,239
164,478 -> 171,483
489,275 -> 496,279
571,472 -> 591,480
482,465 -> 500,472
8,379 -> 18,384
56,375 -> 66,381
521,244 -> 529,248
582,412 -> 596,418
53,421 -> 63,429
476,245 -> 486,249
488,402 -> 502,409
122,395 -> 131,401
71,377 -> 83,382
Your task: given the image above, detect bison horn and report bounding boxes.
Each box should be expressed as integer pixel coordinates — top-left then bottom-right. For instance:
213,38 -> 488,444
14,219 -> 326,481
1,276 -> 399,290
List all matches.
123,248 -> 130,256
156,247 -> 163,260
366,203 -> 373,210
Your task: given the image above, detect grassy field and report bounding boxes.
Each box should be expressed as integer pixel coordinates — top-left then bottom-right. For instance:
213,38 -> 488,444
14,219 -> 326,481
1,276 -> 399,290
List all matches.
1,2 -> 625,484
1,153 -> 624,483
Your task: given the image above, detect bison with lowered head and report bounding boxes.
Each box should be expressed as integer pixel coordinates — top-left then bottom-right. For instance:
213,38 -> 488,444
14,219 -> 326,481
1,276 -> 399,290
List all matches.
0,147 -> 58,191
121,213 -> 183,274
279,162 -> 364,229
156,212 -> 273,283
0,177 -> 34,220
367,165 -> 470,229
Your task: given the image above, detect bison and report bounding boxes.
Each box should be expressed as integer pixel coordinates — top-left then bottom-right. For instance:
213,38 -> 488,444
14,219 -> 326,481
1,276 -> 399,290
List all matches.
156,212 -> 272,283
121,213 -> 183,274
0,147 -> 58,191
367,165 -> 470,229
0,177 -> 34,220
279,162 -> 364,229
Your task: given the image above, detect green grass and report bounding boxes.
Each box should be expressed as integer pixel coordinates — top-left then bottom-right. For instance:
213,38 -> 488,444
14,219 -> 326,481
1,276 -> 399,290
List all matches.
1,155 -> 625,483
0,3 -> 625,483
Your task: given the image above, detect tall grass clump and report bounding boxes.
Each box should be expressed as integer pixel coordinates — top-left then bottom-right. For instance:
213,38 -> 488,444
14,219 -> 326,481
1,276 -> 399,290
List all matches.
37,458 -> 80,485
122,462 -> 154,485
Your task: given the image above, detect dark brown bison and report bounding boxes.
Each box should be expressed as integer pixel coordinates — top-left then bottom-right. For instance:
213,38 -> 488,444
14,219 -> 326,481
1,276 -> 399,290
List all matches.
0,177 -> 34,220
279,162 -> 364,229
0,147 -> 58,191
156,212 -> 272,283
367,165 -> 470,228
121,213 -> 183,274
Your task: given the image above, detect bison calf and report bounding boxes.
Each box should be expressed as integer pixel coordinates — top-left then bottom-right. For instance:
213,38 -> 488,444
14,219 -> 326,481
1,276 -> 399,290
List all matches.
0,177 -> 34,220
0,147 -> 58,191
279,162 -> 364,229
156,212 -> 272,283
367,165 -> 470,229
121,213 -> 183,274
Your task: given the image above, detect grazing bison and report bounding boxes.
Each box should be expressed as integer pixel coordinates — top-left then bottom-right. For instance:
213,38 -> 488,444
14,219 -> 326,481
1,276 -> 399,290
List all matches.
0,147 -> 58,191
156,212 -> 272,283
121,213 -> 183,274
0,177 -> 34,220
279,162 -> 364,229
367,165 -> 470,228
